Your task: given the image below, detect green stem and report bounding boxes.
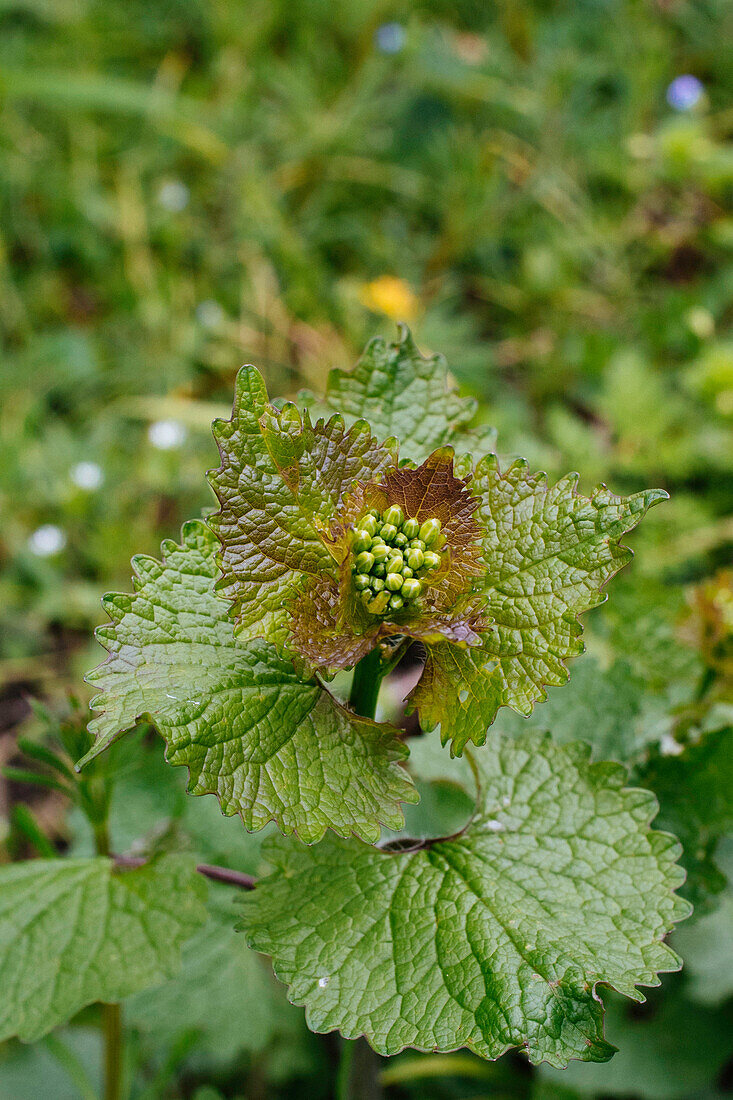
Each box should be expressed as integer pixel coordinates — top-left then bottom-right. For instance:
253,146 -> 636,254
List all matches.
93,818 -> 122,1100
692,663 -> 716,704
44,1033 -> 100,1100
11,804 -> 57,858
335,1038 -> 356,1100
339,649 -> 390,1098
336,1035 -> 384,1100
379,636 -> 411,681
101,1003 -> 123,1100
348,647 -> 386,720
464,746 -> 481,801
93,819 -> 111,858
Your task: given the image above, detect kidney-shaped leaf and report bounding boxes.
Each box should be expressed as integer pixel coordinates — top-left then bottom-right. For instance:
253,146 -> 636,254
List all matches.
241,733 -> 690,1067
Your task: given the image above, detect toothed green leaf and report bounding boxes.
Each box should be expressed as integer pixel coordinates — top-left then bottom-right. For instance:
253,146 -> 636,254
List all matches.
241,733 -> 689,1067
410,460 -> 667,753
80,521 -> 417,843
0,855 -> 206,1042
314,325 -> 495,463
208,363 -> 396,647
539,989 -> 733,1100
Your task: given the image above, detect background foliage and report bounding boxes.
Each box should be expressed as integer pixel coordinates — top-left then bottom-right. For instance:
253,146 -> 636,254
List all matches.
0,0 -> 731,1097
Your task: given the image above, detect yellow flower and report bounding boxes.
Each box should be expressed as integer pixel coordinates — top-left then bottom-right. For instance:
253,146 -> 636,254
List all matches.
359,276 -> 418,322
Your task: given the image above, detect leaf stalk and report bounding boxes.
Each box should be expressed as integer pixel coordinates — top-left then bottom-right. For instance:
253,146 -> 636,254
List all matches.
101,1003 -> 123,1100
348,647 -> 385,720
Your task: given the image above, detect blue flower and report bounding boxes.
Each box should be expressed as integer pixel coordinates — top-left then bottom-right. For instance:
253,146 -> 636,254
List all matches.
666,75 -> 704,111
375,23 -> 406,55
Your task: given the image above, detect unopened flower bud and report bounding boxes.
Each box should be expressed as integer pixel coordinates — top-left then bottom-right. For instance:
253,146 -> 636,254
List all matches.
401,577 -> 421,600
388,594 -> 404,611
380,523 -> 398,543
358,515 -> 379,537
407,548 -> 424,570
354,574 -> 371,591
419,518 -> 441,546
402,518 -> 420,539
386,572 -> 403,591
383,505 -> 404,528
423,550 -> 441,571
352,529 -> 372,553
355,551 -> 375,573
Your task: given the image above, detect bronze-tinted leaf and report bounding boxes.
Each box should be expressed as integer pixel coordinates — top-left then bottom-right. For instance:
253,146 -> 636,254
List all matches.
207,364 -> 396,646
287,571 -> 381,672
285,449 -> 485,671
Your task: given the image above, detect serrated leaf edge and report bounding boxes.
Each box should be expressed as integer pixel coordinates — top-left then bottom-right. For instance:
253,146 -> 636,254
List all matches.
243,733 -> 692,1066
407,460 -> 669,754
80,519 -> 418,846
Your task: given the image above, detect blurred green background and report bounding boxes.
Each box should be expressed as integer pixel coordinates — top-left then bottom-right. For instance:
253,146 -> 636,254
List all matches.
0,1 -> 732,1097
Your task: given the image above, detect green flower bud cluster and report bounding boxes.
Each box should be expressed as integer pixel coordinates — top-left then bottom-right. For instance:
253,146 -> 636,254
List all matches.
350,505 -> 446,616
